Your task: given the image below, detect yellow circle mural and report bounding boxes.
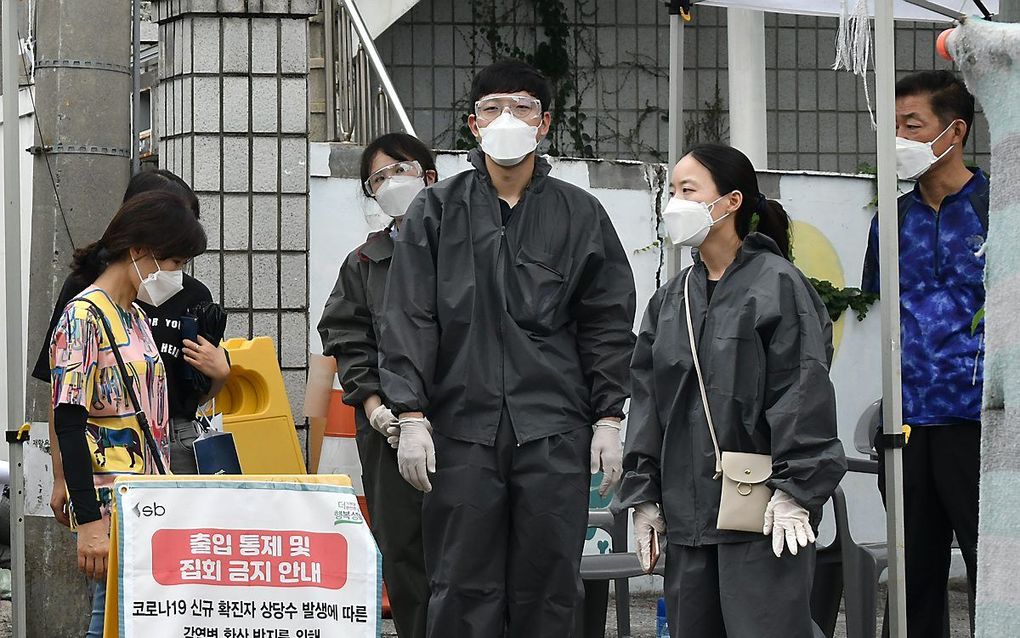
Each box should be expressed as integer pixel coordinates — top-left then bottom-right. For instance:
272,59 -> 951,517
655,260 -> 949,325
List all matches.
790,221 -> 845,355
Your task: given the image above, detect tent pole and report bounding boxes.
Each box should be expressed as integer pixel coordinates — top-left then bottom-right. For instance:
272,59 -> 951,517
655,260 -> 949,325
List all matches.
874,0 -> 908,635
2,1 -> 28,636
667,7 -> 685,171
666,1 -> 685,279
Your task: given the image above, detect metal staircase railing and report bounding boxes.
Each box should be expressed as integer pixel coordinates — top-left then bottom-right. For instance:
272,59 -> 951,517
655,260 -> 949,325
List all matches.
323,0 -> 416,143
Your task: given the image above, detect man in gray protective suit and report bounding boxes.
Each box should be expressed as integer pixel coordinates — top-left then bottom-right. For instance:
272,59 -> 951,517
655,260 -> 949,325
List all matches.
379,60 -> 637,637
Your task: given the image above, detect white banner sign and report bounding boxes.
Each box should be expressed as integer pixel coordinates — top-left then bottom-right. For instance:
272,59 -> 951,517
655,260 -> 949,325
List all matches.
114,478 -> 380,638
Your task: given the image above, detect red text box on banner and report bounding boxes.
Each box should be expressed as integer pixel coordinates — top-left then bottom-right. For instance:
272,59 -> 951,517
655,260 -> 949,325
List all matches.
151,528 -> 348,589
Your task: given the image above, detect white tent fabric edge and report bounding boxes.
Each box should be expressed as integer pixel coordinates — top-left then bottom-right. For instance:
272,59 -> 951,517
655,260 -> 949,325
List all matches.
696,0 -> 998,21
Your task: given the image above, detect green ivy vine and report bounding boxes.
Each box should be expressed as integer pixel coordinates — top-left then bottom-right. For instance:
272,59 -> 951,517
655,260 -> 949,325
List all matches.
809,278 -> 878,323
455,0 -> 597,158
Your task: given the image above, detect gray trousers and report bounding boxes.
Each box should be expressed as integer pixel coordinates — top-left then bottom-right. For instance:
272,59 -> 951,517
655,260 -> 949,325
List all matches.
664,540 -> 824,638
422,407 -> 592,638
168,418 -> 200,474
354,408 -> 429,638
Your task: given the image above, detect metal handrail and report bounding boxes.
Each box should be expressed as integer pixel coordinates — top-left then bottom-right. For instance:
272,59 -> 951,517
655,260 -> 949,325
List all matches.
325,0 -> 415,143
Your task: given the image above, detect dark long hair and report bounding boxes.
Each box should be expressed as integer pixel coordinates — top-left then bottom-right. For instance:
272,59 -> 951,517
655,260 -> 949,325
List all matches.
71,191 -> 207,281
360,133 -> 438,197
686,143 -> 791,260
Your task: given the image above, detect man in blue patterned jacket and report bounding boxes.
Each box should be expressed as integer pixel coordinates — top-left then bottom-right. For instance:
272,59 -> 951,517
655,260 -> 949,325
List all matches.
862,70 -> 987,637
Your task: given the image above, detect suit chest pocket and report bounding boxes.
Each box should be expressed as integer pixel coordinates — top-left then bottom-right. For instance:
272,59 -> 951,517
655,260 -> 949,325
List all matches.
709,320 -> 764,403
505,245 -> 570,335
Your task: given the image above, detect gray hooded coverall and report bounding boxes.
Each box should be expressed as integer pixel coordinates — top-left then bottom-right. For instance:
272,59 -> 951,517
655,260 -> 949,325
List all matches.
318,227 -> 429,638
379,149 -> 637,637
615,233 -> 847,638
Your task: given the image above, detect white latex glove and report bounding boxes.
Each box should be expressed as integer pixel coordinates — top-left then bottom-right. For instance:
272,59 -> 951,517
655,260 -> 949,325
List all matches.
763,489 -> 815,557
396,417 -> 436,493
369,404 -> 398,438
633,502 -> 666,573
385,424 -> 401,449
591,418 -> 623,498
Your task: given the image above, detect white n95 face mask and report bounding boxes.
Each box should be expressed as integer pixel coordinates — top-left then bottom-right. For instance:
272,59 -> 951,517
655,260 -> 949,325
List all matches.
133,255 -> 184,307
374,175 -> 425,218
895,120 -> 958,181
477,111 -> 540,167
662,194 -> 730,247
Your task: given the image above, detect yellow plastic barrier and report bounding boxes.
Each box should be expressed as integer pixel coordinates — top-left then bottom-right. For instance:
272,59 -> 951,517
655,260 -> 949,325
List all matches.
218,337 -> 307,474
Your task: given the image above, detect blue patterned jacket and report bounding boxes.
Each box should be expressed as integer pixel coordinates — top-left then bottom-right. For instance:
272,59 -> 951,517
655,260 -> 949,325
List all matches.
861,169 -> 988,425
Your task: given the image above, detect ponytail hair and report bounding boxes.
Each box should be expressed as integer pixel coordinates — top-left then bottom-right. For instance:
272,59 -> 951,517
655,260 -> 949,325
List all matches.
70,242 -> 110,283
69,191 -> 207,281
686,143 -> 792,260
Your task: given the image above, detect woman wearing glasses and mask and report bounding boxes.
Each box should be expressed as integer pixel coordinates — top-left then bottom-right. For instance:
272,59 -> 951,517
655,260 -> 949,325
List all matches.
317,132 -> 437,638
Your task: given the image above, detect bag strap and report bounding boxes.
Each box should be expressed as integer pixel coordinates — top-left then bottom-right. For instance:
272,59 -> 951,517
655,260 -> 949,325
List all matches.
77,298 -> 167,475
683,270 -> 723,478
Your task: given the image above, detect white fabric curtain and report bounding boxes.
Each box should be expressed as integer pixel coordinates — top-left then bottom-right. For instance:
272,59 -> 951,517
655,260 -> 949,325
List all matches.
696,0 -> 998,22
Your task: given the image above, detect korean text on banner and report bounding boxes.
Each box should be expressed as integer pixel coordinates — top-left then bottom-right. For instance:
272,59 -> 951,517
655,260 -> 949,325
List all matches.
106,475 -> 380,638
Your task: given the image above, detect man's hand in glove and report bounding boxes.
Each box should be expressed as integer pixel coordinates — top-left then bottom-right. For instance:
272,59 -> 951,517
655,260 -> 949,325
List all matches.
396,415 -> 436,493
763,489 -> 815,557
364,396 -> 401,449
368,404 -> 398,437
633,502 -> 666,573
591,418 -> 623,498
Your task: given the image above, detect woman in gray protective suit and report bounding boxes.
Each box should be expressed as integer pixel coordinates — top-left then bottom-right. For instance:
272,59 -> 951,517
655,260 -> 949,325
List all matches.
615,143 -> 846,638
317,133 -> 437,638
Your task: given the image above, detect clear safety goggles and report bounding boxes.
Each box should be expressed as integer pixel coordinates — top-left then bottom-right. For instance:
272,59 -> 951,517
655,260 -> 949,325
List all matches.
473,94 -> 543,123
364,160 -> 424,196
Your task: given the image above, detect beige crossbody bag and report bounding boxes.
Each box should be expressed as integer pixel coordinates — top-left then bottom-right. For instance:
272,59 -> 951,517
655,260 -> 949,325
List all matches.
683,271 -> 773,533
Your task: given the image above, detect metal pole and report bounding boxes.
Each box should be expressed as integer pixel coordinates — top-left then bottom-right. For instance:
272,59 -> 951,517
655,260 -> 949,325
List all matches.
666,10 -> 684,171
132,0 -> 141,174
338,0 -> 415,136
874,0 -> 908,635
727,8 -> 768,169
323,0 -> 337,141
2,1 -> 28,635
666,3 -> 685,280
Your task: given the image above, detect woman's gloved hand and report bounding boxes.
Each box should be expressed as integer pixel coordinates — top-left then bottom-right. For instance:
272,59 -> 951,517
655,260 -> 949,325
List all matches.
763,489 -> 815,557
591,418 -> 623,498
396,416 -> 436,493
633,501 -> 666,573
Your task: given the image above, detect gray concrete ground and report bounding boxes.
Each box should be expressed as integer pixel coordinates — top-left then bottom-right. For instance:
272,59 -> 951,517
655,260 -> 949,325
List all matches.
603,581 -> 972,638
0,580 -> 971,637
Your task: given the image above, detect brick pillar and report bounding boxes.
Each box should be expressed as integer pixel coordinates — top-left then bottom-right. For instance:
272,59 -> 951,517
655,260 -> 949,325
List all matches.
154,0 -> 317,418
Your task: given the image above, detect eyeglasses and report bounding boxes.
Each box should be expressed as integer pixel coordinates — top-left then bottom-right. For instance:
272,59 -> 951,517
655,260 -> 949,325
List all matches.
473,94 -> 543,123
364,160 -> 424,196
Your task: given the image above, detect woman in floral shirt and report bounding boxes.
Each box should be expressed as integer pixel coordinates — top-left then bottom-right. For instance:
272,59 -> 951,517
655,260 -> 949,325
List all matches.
49,190 -> 207,637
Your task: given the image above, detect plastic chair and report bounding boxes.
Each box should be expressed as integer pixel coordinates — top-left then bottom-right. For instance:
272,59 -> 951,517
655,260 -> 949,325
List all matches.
577,508 -> 664,638
832,481 -> 889,638
811,494 -> 844,638
853,399 -> 883,459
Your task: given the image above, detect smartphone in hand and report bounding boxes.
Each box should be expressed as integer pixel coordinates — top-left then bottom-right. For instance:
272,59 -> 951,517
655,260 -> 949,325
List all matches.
645,529 -> 660,575
180,315 -> 199,343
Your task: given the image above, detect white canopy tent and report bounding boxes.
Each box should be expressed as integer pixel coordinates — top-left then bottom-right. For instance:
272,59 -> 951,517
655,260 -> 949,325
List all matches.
699,0 -> 997,20
664,1 -> 997,636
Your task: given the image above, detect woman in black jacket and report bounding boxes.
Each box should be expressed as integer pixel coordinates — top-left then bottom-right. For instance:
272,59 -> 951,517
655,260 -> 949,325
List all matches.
317,133 -> 437,638
615,144 -> 846,638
